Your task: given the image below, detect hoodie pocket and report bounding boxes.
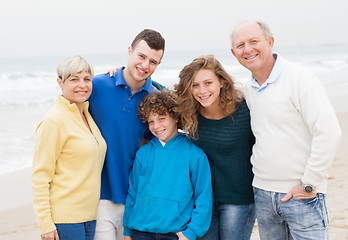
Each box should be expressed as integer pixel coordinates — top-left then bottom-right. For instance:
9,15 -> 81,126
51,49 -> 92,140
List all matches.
130,195 -> 181,231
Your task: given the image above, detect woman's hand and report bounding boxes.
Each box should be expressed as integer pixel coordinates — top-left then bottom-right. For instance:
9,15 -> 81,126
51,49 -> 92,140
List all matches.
176,231 -> 189,240
41,229 -> 59,240
105,67 -> 121,77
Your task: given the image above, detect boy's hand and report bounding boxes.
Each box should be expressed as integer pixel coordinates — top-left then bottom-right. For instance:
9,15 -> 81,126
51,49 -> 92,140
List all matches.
176,231 -> 189,240
124,236 -> 133,240
105,67 -> 121,77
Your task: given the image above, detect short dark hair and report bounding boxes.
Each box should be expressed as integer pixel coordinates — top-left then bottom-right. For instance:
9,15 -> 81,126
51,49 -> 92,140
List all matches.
138,90 -> 181,129
131,29 -> 165,52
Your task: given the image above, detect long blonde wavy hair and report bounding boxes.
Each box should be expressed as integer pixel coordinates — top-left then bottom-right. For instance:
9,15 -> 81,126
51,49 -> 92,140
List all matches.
174,55 -> 243,139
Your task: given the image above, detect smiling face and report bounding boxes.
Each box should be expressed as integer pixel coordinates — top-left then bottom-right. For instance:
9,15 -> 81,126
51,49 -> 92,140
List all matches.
57,70 -> 92,108
191,69 -> 223,110
148,112 -> 178,143
125,40 -> 163,85
231,21 -> 275,77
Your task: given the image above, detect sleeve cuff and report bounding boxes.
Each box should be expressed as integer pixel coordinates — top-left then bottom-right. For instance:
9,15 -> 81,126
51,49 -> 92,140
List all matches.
182,228 -> 197,240
123,227 -> 133,236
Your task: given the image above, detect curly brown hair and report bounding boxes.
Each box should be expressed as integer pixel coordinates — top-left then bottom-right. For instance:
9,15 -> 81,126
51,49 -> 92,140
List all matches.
174,55 -> 243,139
138,89 -> 182,129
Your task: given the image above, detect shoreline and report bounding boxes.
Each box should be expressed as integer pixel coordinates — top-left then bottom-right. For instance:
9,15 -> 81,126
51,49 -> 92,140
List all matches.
0,168 -> 33,212
0,168 -> 40,239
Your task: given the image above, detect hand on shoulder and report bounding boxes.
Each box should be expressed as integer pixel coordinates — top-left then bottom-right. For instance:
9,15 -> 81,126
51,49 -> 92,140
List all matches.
105,66 -> 121,77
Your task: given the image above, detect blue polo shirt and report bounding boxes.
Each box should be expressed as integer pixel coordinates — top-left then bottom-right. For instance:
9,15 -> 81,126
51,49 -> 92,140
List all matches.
89,67 -> 155,204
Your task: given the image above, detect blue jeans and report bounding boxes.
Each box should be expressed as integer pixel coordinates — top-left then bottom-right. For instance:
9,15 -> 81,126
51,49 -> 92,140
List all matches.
132,230 -> 178,240
254,187 -> 329,240
199,201 -> 256,240
55,220 -> 96,240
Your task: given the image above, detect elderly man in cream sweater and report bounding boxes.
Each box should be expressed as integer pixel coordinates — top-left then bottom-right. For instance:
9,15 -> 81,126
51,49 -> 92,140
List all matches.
231,20 -> 342,240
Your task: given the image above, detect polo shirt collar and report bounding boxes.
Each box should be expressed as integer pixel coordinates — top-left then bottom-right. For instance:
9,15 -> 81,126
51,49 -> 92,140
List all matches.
114,66 -> 153,93
251,53 -> 284,93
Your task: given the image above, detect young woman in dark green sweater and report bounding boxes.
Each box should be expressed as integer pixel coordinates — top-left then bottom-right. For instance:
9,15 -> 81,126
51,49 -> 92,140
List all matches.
174,55 -> 255,240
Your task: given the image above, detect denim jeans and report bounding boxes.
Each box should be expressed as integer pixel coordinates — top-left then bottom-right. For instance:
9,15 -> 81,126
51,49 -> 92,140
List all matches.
55,220 -> 96,240
254,187 -> 329,240
132,230 -> 178,240
199,201 -> 256,240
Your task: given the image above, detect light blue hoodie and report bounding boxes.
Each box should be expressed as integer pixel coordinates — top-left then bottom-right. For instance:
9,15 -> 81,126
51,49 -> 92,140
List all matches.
123,133 -> 213,240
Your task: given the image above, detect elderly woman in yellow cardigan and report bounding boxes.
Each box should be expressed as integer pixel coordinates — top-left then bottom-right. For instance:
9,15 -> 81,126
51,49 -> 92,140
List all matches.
32,55 -> 106,240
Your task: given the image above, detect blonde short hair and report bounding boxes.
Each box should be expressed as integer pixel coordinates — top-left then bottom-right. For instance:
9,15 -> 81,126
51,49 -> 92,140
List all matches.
57,55 -> 94,82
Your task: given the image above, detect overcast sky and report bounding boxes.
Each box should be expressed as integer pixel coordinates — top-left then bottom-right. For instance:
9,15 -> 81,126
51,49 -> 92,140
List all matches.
1,0 -> 347,58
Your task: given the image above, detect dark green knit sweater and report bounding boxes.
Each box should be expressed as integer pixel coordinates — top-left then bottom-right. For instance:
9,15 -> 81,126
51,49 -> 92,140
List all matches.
193,100 -> 254,205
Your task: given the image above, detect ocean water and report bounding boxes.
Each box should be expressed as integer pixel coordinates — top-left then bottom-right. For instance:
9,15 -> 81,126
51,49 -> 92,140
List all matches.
1,45 -> 348,175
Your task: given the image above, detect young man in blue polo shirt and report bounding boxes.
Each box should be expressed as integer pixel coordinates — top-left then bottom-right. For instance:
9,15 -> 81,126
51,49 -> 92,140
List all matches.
88,29 -> 165,240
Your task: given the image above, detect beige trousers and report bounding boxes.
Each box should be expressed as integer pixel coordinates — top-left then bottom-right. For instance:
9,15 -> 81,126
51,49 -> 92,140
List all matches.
94,199 -> 125,240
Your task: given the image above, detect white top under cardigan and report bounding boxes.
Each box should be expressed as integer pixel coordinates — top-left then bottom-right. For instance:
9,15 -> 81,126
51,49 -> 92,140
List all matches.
242,54 -> 342,194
